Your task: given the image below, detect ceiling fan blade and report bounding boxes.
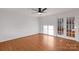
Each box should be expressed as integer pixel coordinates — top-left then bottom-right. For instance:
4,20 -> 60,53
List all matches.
42,8 -> 47,12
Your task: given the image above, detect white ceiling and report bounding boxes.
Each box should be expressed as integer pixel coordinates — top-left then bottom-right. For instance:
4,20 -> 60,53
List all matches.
45,8 -> 75,15
0,8 -> 78,17
30,8 -> 78,17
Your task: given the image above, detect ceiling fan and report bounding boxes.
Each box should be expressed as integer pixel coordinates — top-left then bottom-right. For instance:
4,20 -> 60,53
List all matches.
32,8 -> 47,14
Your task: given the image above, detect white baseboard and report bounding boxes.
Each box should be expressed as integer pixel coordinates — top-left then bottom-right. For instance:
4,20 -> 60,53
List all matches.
0,33 -> 39,42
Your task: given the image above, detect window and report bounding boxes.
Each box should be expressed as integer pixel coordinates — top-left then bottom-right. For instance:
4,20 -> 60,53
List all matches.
43,25 -> 54,35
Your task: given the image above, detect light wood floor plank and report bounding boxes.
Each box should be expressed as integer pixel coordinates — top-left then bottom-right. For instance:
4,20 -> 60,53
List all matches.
0,33 -> 79,51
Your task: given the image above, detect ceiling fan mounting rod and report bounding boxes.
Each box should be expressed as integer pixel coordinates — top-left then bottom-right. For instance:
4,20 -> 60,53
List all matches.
38,8 -> 42,12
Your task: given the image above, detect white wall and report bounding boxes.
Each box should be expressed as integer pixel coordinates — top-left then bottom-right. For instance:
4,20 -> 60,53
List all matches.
39,9 -> 79,41
39,16 -> 57,36
1,8 -> 79,42
0,9 -> 39,42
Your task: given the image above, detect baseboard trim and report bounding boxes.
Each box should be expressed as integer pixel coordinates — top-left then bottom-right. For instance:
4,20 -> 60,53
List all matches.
0,33 -> 40,42
39,33 -> 78,42
0,33 -> 78,42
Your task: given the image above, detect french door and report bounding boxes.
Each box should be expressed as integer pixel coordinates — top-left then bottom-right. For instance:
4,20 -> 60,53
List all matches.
57,17 -> 75,38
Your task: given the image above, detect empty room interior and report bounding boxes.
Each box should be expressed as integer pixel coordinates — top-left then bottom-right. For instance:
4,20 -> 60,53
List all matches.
0,8 -> 79,51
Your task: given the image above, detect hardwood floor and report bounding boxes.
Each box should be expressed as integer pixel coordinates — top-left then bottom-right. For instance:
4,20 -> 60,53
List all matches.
0,33 -> 79,51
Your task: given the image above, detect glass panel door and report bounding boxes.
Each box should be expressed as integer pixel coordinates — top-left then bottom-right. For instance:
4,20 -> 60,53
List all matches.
66,17 -> 75,37
57,18 -> 64,35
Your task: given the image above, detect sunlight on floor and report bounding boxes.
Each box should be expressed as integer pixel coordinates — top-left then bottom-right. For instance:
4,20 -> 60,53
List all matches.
43,35 -> 55,49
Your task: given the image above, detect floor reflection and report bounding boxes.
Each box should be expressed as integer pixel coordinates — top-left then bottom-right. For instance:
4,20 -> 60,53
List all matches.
43,35 -> 55,49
